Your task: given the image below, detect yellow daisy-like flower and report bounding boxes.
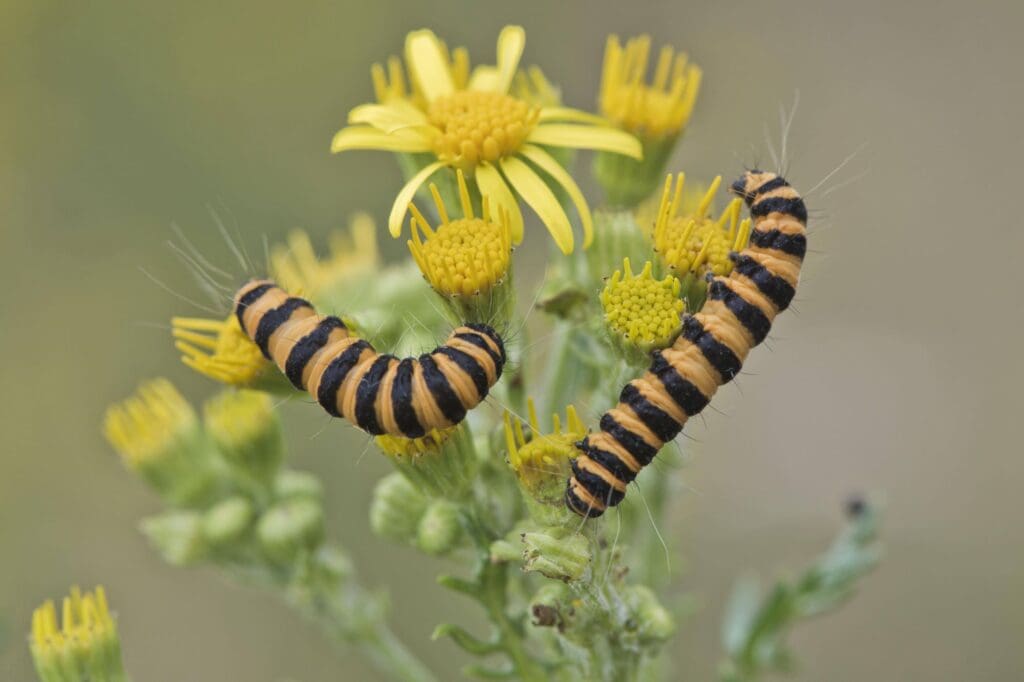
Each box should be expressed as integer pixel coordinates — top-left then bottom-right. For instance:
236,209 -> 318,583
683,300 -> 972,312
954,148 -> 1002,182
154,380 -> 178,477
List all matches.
600,258 -> 685,353
408,169 -> 512,298
332,25 -> 643,254
31,586 -> 125,682
505,398 -> 584,505
270,213 -> 379,302
103,378 -> 198,470
599,34 -> 702,139
653,173 -> 752,277
172,314 -> 274,388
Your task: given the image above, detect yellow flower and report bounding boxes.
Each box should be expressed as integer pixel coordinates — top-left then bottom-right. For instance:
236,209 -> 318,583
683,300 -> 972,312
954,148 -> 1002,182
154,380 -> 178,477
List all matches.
599,35 -> 702,138
171,314 -> 275,389
600,258 -> 684,354
653,173 -> 752,278
408,169 -> 512,298
505,399 -> 584,507
204,389 -> 284,484
376,425 -> 477,499
104,379 -> 222,505
270,213 -> 379,302
332,25 -> 642,253
30,586 -> 125,682
103,378 -> 197,470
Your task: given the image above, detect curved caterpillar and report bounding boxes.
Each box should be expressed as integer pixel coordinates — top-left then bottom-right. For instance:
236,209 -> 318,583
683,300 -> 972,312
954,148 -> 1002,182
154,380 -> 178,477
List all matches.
566,170 -> 808,517
233,280 -> 506,437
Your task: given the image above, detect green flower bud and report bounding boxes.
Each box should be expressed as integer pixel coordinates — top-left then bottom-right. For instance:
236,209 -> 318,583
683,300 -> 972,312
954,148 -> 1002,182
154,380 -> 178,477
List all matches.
416,500 -> 463,556
369,472 -> 428,544
140,511 -> 207,566
376,425 -> 477,499
522,526 -> 591,582
204,389 -> 284,486
103,378 -> 223,507
30,586 -> 126,682
257,498 -> 324,562
274,469 -> 324,502
201,496 -> 254,547
623,585 -> 676,644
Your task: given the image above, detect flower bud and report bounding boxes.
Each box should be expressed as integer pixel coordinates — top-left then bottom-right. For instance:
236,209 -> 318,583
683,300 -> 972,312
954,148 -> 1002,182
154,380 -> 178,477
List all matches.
103,378 -> 222,507
529,582 -> 572,628
416,499 -> 463,556
204,389 -> 284,487
623,585 -> 676,644
274,469 -> 324,502
369,472 -> 428,544
30,586 -> 125,682
140,511 -> 207,566
257,498 -> 325,563
522,526 -> 591,582
201,496 -> 254,547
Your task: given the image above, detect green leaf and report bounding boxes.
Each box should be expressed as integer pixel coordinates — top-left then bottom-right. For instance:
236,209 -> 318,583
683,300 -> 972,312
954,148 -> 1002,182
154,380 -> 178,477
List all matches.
432,623 -> 501,655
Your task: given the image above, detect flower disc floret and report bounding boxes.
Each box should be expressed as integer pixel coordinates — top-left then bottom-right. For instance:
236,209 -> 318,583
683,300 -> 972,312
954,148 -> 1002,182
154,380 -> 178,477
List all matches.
428,91 -> 539,167
600,259 -> 684,349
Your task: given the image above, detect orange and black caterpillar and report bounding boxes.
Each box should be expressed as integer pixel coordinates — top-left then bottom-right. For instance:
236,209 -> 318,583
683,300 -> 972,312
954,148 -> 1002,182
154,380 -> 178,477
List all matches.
234,280 -> 506,437
566,170 -> 808,517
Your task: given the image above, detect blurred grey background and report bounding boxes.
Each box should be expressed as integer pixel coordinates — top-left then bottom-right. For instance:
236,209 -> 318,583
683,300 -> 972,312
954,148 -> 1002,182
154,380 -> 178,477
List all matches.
3,0 -> 1022,680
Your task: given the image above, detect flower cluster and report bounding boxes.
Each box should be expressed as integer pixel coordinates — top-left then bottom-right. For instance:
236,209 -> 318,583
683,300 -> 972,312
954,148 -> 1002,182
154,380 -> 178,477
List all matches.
55,23 -> 878,682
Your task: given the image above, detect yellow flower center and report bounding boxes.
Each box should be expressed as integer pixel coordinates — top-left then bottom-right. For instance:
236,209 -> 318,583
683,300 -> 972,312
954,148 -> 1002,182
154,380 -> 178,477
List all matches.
428,91 -> 539,167
653,174 -> 752,277
419,217 -> 510,296
601,259 -> 684,349
31,586 -> 117,659
505,400 -> 583,503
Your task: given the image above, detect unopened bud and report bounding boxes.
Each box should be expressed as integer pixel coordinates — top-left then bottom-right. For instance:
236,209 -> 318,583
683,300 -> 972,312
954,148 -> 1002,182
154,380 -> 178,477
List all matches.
201,496 -> 254,547
257,498 -> 324,562
416,500 -> 463,556
205,389 -> 284,486
370,472 -> 427,544
522,527 -> 591,582
140,511 -> 207,566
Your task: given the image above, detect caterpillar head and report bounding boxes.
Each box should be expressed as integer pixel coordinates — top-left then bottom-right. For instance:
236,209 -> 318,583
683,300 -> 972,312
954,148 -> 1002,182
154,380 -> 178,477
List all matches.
729,170 -> 779,204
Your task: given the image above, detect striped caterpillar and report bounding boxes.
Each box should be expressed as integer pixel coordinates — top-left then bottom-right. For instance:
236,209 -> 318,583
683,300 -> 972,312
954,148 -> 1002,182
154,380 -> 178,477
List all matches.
566,170 -> 808,517
233,280 -> 506,438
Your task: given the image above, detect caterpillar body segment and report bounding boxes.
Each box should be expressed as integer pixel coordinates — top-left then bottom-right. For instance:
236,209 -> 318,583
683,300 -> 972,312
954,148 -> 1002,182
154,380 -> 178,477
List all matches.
566,171 -> 807,518
233,280 -> 506,438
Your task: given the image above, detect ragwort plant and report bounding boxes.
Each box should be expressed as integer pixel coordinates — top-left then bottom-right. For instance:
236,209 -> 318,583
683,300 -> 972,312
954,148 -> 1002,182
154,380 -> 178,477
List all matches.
30,25 -> 881,682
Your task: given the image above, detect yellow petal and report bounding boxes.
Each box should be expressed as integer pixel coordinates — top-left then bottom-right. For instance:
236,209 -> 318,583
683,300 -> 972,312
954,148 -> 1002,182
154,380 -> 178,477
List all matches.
476,162 -> 524,243
405,29 -> 455,102
519,144 -> 594,249
331,125 -> 432,153
469,25 -> 525,94
348,102 -> 429,132
500,156 -> 574,254
389,161 -> 446,237
538,107 -> 612,126
528,124 -> 643,159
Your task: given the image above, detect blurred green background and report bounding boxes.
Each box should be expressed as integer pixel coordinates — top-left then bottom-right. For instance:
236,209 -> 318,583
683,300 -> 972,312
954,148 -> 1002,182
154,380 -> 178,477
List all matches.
3,0 -> 1022,679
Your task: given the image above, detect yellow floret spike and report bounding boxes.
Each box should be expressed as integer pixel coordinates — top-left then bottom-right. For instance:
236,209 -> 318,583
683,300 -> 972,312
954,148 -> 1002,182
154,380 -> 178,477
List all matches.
600,258 -> 685,358
270,213 -> 380,303
599,35 -> 702,138
376,426 -> 458,458
172,314 -> 277,389
505,398 -> 584,510
653,173 -> 751,279
30,586 -> 126,682
103,378 -> 197,470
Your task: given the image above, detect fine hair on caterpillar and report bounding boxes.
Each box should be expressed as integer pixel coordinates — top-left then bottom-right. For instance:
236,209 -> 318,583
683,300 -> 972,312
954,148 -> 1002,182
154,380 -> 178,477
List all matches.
234,280 -> 507,438
565,170 -> 809,518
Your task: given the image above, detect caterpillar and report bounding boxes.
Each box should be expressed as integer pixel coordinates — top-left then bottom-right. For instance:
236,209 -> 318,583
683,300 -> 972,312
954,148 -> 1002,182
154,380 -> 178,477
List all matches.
233,280 -> 506,438
566,170 -> 808,517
